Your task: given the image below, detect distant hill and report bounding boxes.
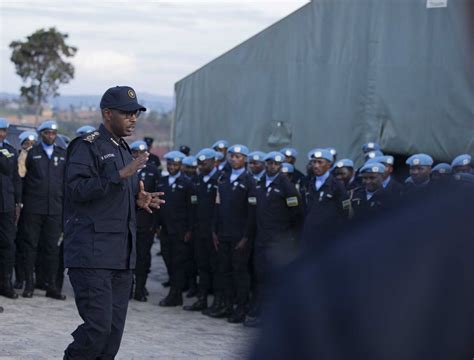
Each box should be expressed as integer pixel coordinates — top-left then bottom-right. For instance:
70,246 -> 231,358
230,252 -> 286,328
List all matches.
0,92 -> 175,113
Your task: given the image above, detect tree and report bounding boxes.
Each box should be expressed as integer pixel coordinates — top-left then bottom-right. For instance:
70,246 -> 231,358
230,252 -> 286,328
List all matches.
10,27 -> 77,123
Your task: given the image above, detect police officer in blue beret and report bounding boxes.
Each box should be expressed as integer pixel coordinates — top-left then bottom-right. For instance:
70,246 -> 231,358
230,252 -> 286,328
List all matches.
431,163 -> 452,183
129,141 -> 161,302
76,125 -> 96,136
63,86 -> 163,359
451,154 -> 472,175
143,137 -> 162,170
182,155 -> 198,181
350,162 -> 394,219
184,148 -> 220,312
208,144 -> 257,321
281,162 -> 294,180
212,140 -> 231,174
280,147 -> 306,187
156,150 -> 197,307
0,118 -> 22,299
248,151 -> 266,182
15,120 -> 66,300
368,155 -> 403,197
405,154 -> 433,194
332,159 -> 357,191
301,148 -> 348,248
362,142 -> 382,154
18,130 -> 38,151
245,151 -> 303,327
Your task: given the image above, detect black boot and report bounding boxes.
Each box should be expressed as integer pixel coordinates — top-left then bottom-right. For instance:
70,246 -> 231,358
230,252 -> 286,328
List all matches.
183,293 -> 208,311
227,304 -> 246,323
202,294 -> 222,316
0,272 -> 18,299
45,275 -> 66,300
159,289 -> 183,307
208,297 -> 233,318
186,278 -> 198,298
14,265 -> 24,289
22,273 -> 34,298
134,276 -> 148,302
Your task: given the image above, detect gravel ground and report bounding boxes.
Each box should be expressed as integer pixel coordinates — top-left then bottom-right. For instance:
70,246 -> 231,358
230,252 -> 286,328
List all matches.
0,241 -> 258,359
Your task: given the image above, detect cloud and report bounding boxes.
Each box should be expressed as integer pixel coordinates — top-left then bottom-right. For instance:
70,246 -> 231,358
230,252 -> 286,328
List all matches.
0,1 -> 309,95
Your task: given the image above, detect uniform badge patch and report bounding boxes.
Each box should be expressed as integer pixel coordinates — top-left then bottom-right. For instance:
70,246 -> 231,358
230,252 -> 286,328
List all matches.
128,89 -> 136,98
0,149 -> 13,158
191,195 -> 198,204
84,131 -> 100,143
248,197 -> 257,205
286,196 -> 299,207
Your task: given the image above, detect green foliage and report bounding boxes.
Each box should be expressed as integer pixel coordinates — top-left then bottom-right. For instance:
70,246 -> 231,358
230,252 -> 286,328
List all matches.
9,27 -> 77,118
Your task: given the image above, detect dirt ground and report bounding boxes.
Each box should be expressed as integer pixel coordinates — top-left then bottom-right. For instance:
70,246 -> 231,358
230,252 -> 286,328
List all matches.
0,242 -> 257,359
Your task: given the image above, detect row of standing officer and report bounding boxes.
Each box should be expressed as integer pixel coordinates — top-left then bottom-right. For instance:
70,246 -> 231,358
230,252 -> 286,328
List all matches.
0,118 -> 66,302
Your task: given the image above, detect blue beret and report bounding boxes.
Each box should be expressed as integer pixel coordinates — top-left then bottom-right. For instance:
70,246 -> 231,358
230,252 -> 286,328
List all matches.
215,152 -> 224,160
362,142 -> 381,153
360,162 -> 386,174
264,151 -> 285,163
406,154 -> 433,167
334,159 -> 354,168
365,150 -> 384,160
281,163 -> 294,174
367,155 -> 394,166
228,144 -> 249,156
212,140 -> 229,150
76,125 -> 96,136
307,148 -> 334,162
18,131 -> 38,144
130,140 -> 148,151
164,151 -> 186,162
183,156 -> 198,167
432,163 -> 452,174
100,86 -> 146,112
248,151 -> 266,162
0,118 -> 9,129
37,120 -> 58,132
280,147 -> 298,158
326,147 -> 337,156
196,148 -> 217,161
451,154 -> 471,168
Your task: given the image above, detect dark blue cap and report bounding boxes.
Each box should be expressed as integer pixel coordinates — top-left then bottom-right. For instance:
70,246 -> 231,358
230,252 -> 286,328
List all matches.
100,86 -> 146,112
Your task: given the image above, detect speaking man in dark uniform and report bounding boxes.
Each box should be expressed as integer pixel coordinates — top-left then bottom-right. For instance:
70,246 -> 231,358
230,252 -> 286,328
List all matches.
63,86 -> 163,360
0,118 -> 21,299
130,140 -> 161,302
184,148 -> 219,312
156,150 -> 197,307
245,151 -> 303,327
208,144 -> 256,322
301,148 -> 348,250
17,120 -> 66,300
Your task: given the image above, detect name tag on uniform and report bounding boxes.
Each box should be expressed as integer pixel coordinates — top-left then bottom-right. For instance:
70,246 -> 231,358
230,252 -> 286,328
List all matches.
33,155 -> 42,159
286,196 -> 299,207
101,153 -> 115,160
191,195 -> 198,204
248,197 -> 257,205
0,149 -> 13,158
342,199 -> 351,210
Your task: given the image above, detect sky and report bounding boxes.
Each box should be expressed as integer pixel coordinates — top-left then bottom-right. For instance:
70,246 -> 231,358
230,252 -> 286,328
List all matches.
0,0 -> 309,97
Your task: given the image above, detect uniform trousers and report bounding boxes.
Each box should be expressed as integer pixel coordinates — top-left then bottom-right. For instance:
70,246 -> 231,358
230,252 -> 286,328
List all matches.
135,228 -> 154,289
0,211 -> 16,273
194,234 -> 216,294
214,236 -> 251,305
64,268 -> 132,360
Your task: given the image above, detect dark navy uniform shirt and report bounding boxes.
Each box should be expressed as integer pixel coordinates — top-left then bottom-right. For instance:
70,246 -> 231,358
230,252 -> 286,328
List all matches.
136,162 -> 160,231
63,124 -> 138,270
23,142 -> 66,215
215,170 -> 257,240
155,173 -> 196,235
194,170 -> 219,238
255,173 -> 303,247
0,142 -> 21,212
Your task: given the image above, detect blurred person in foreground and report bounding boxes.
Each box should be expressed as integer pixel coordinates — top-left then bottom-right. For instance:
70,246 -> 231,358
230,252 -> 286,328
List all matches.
251,177 -> 474,360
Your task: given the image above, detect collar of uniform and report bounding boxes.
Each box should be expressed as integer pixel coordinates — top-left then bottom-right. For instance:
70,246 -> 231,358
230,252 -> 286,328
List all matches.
266,173 -> 279,183
382,175 -> 391,188
315,171 -> 330,185
169,172 -> 181,181
98,124 -> 126,148
231,167 -> 245,178
255,170 -> 265,180
218,160 -> 227,171
203,167 -> 217,182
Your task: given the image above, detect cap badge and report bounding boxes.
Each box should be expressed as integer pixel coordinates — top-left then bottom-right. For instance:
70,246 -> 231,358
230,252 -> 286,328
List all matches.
336,161 -> 343,167
174,157 -> 180,162
128,89 -> 136,99
235,146 -> 241,153
315,151 -> 322,158
372,166 -> 379,172
463,159 -> 469,165
413,159 -> 420,165
285,150 -> 292,156
198,155 -> 206,161
253,155 -> 259,160
275,155 -> 282,162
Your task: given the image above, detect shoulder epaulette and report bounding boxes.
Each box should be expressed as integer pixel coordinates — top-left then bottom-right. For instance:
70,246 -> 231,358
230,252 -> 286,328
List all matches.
83,131 -> 100,143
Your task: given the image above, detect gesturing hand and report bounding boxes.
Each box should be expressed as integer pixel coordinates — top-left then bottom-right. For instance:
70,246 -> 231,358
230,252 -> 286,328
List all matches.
136,181 -> 165,213
120,152 -> 149,179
